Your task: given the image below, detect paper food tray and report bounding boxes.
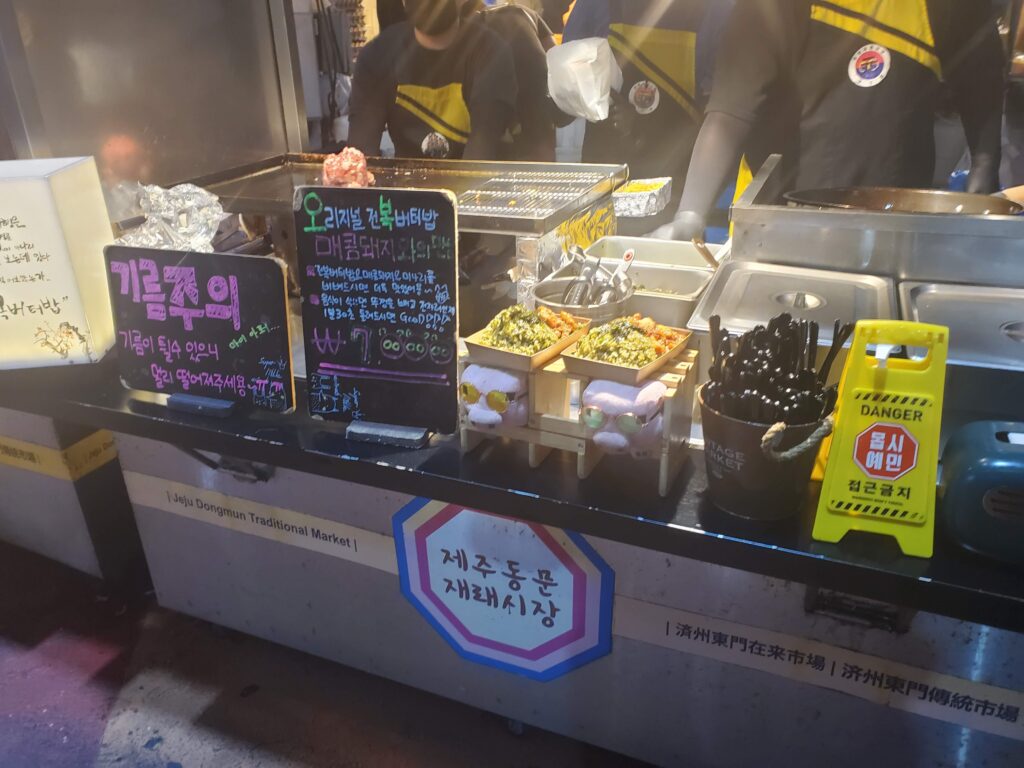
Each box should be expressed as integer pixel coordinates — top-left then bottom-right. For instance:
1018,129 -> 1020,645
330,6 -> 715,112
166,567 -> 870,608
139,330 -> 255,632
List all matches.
464,319 -> 591,372
561,329 -> 692,385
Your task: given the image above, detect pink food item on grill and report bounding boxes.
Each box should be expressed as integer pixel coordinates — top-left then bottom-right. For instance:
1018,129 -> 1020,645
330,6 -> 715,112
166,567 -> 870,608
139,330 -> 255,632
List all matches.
323,147 -> 375,187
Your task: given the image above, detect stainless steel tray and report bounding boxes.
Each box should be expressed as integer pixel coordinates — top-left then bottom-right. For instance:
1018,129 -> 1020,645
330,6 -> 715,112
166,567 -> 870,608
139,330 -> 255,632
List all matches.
629,263 -> 713,328
585,235 -> 720,270
899,282 -> 1024,371
689,261 -> 896,341
731,155 -> 1024,289
187,153 -> 627,235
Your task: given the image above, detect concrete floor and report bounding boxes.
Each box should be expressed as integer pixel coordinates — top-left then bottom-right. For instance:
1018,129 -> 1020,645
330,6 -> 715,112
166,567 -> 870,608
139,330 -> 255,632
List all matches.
0,541 -> 646,768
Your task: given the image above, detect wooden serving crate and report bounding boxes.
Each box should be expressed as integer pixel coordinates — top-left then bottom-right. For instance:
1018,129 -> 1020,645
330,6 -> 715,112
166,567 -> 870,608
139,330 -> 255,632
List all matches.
459,348 -> 697,497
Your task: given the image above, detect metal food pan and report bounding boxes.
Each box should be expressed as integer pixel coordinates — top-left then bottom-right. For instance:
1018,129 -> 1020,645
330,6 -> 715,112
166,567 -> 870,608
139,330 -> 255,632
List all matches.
688,261 -> 896,390
899,282 -> 1024,372
629,264 -> 714,328
586,236 -> 720,270
899,281 -> 1024,443
689,261 -> 896,341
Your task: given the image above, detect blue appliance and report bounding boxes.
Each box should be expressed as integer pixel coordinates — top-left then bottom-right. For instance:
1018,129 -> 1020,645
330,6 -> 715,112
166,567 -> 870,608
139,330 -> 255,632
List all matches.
941,421 -> 1024,565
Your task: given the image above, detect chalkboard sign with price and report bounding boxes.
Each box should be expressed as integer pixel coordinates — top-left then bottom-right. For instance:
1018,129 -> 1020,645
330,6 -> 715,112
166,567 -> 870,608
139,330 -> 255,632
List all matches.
294,186 -> 458,433
104,245 -> 294,412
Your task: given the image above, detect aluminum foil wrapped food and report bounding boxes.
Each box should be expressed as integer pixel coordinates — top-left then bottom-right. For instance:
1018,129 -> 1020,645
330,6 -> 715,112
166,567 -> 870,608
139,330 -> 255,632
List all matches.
116,183 -> 225,251
323,147 -> 375,187
613,177 -> 672,218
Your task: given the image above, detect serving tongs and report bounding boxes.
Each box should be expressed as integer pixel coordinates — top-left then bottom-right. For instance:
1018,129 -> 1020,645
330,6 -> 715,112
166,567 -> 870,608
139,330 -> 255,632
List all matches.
561,245 -> 600,306
692,236 -> 722,270
593,247 -> 635,305
561,245 -> 634,308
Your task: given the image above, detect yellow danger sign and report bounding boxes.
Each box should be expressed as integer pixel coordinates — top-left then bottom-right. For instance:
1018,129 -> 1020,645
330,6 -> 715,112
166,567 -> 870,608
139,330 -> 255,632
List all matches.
813,321 -> 948,558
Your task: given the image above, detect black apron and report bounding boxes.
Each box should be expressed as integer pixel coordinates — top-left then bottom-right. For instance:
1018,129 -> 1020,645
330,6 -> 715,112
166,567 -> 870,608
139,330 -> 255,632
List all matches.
583,0 -> 709,183
793,0 -> 944,188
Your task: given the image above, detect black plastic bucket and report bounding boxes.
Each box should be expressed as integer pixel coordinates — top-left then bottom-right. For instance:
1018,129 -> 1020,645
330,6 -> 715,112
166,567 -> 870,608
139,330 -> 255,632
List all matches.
699,385 -> 824,521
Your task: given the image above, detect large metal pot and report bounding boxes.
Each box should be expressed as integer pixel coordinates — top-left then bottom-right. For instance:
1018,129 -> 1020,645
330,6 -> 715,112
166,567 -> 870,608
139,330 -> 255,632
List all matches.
784,187 -> 1023,216
530,277 -> 632,324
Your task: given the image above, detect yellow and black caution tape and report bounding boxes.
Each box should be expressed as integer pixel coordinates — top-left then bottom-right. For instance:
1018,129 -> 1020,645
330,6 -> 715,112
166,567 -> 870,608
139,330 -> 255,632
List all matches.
0,429 -> 117,482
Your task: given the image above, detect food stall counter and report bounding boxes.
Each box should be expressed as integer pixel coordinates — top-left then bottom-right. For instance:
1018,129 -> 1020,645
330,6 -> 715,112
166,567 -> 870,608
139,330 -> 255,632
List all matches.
2,360 -> 1021,635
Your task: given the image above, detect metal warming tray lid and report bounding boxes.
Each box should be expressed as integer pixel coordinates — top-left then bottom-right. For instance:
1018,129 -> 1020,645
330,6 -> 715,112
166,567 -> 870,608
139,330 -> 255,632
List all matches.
689,261 -> 896,340
187,153 -> 627,235
899,282 -> 1024,371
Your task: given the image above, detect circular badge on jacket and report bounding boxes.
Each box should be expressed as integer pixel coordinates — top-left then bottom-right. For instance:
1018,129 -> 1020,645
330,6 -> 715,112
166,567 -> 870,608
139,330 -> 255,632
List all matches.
421,132 -> 451,158
629,80 -> 660,114
848,44 -> 891,88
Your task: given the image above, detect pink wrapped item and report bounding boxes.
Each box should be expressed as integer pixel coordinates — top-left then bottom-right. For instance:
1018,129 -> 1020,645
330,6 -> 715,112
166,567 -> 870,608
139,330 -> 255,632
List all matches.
322,147 -> 375,188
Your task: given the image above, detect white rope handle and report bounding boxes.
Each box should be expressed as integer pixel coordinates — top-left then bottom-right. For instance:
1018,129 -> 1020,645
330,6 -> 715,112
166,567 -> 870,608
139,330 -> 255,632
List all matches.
760,416 -> 835,462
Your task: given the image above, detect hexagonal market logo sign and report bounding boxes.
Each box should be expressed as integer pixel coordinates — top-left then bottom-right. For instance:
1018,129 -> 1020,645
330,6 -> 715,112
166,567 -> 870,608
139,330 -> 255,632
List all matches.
393,499 -> 614,681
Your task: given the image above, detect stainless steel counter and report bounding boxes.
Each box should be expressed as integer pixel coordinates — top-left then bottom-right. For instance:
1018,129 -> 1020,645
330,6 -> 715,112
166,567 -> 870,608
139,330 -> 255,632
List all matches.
731,155 -> 1024,289
189,154 -> 627,235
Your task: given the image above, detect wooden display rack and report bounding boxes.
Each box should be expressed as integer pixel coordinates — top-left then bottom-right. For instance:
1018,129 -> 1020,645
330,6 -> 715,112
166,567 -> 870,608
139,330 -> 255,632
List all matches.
459,349 -> 697,497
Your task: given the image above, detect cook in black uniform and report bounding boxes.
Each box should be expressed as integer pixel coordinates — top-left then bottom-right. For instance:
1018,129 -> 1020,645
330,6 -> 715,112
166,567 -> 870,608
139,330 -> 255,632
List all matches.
349,0 -> 518,161
479,2 -> 562,160
580,0 -> 733,185
654,0 -> 1005,239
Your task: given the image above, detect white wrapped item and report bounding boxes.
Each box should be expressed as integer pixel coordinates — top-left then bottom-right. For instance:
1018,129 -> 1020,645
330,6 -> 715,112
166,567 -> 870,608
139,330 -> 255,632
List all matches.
613,178 -> 673,218
547,38 -> 622,123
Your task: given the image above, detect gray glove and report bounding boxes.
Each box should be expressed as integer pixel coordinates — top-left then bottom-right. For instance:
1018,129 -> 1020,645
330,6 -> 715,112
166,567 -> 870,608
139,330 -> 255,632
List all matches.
648,210 -> 706,241
652,112 -> 753,240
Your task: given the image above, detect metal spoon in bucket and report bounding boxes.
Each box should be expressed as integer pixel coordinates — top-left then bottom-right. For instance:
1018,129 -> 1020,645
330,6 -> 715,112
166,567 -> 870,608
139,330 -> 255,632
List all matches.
594,248 -> 635,305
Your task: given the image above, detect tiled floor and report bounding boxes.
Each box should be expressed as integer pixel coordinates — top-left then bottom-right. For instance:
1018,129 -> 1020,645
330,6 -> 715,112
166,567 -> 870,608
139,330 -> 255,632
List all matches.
0,542 -> 645,768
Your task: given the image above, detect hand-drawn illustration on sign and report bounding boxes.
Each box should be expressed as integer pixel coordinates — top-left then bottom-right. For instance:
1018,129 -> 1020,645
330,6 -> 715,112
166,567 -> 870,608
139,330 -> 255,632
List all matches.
393,499 -> 614,681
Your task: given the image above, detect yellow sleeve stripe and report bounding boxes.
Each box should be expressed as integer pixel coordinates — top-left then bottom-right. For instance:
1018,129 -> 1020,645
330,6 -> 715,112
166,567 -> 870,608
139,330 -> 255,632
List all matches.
814,0 -> 935,47
811,3 -> 941,79
608,31 -> 700,120
395,83 -> 471,144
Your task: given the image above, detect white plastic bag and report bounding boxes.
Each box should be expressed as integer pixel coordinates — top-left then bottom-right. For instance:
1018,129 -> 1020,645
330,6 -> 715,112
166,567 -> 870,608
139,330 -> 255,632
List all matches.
547,37 -> 622,123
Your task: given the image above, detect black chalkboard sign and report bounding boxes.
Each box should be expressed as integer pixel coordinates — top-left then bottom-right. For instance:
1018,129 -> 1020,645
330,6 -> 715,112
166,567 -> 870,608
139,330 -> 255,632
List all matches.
294,186 -> 458,433
104,245 -> 295,412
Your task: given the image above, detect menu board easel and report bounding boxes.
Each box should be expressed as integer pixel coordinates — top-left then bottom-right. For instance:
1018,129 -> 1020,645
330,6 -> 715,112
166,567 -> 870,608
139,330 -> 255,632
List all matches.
104,245 -> 295,415
294,186 -> 458,443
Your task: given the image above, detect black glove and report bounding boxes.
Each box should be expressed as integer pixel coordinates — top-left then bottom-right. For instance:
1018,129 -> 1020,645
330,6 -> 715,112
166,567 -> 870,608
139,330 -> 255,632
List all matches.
608,89 -> 637,141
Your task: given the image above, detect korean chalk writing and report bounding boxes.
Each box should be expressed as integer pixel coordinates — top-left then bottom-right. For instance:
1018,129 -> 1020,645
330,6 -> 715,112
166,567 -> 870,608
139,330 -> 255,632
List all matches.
104,246 -> 294,412
295,186 -> 458,432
